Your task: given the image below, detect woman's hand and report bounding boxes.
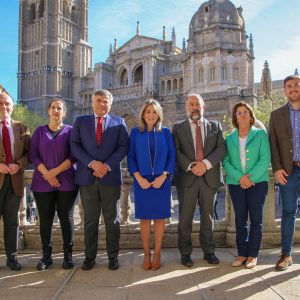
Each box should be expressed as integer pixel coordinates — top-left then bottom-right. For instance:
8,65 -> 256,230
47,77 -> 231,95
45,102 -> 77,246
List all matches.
42,168 -> 59,181
151,174 -> 167,189
136,176 -> 152,189
47,177 -> 60,188
239,174 -> 255,189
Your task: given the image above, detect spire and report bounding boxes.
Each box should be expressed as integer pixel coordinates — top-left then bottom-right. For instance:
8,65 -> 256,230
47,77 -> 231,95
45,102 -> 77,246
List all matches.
182,38 -> 186,52
261,60 -> 272,98
114,38 -> 117,52
171,27 -> 176,52
162,26 -> 166,41
136,21 -> 140,35
109,43 -> 112,56
249,33 -> 254,56
295,68 -> 299,76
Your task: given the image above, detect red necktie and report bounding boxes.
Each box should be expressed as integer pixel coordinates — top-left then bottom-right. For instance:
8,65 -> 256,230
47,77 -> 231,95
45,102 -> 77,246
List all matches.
1,120 -> 13,164
96,117 -> 103,144
194,121 -> 204,162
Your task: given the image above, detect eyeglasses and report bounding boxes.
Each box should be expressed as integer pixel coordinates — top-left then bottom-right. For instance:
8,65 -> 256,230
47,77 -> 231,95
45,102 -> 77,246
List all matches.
236,111 -> 249,117
285,83 -> 300,89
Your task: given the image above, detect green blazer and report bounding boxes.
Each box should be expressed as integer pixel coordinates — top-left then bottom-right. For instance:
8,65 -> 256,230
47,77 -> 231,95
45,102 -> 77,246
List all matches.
223,126 -> 270,185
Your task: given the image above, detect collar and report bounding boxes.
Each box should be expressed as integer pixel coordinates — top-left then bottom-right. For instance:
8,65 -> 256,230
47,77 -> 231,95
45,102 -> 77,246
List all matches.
287,102 -> 300,112
94,113 -> 107,120
188,117 -> 204,125
0,117 -> 12,125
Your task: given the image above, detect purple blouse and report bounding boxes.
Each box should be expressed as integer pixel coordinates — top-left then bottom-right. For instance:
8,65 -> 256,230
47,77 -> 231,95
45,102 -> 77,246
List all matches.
29,125 -> 77,192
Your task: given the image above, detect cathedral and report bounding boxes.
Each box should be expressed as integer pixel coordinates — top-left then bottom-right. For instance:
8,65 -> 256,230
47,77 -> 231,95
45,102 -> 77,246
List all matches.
18,0 -> 258,127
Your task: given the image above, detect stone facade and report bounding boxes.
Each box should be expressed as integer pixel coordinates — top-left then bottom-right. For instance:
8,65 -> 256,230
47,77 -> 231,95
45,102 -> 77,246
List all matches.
18,0 -> 257,128
18,0 -> 92,121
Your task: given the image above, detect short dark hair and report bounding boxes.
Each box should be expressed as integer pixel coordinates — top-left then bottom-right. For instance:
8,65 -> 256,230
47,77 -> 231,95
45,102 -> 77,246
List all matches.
231,101 -> 256,128
284,75 -> 300,88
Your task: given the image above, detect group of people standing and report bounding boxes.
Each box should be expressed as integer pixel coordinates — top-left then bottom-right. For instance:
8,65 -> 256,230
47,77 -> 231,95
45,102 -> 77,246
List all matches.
0,74 -> 299,273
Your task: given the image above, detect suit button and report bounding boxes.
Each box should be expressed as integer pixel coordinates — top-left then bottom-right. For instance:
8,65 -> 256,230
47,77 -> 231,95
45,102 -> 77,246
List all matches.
291,150 -> 293,152
247,158 -> 250,161
246,149 -> 249,152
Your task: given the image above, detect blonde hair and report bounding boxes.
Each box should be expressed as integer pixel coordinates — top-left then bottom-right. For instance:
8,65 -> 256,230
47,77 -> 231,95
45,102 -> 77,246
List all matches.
138,99 -> 163,132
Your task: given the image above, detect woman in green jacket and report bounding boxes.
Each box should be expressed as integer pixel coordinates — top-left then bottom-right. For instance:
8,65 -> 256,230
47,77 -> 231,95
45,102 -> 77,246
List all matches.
223,102 -> 270,268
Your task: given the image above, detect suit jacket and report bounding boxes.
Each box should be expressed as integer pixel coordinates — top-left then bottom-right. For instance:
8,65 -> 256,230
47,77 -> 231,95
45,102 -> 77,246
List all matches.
127,127 -> 175,176
172,118 -> 226,189
223,126 -> 270,184
269,104 -> 294,175
0,120 -> 30,197
70,114 -> 128,186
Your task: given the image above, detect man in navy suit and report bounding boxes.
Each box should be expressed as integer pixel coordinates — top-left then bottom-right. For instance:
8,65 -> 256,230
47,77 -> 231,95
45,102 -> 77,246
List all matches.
71,89 -> 128,271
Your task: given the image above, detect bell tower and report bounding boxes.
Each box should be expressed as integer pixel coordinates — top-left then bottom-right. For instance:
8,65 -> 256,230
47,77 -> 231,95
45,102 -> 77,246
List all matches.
18,0 -> 92,119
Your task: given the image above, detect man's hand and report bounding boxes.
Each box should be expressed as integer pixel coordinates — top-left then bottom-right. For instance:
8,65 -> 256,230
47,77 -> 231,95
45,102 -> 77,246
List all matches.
0,163 -> 10,174
191,161 -> 207,176
91,161 -> 109,178
239,174 -> 255,189
8,163 -> 20,175
151,174 -> 167,189
274,169 -> 288,185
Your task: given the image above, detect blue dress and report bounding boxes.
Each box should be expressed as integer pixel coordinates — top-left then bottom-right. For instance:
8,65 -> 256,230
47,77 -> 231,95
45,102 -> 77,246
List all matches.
128,127 -> 176,220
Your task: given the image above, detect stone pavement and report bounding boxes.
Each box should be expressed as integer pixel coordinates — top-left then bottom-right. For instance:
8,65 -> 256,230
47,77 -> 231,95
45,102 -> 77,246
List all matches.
0,247 -> 299,300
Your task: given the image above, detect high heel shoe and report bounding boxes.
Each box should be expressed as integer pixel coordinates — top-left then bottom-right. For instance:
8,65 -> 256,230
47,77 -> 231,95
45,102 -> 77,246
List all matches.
151,253 -> 161,271
143,253 -> 151,270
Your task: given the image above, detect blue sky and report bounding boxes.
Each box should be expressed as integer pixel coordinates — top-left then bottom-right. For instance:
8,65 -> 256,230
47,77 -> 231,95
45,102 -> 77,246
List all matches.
1,0 -> 300,101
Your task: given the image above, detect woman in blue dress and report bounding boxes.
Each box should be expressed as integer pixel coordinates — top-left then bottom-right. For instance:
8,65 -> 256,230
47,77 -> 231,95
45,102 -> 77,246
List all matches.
128,99 -> 175,271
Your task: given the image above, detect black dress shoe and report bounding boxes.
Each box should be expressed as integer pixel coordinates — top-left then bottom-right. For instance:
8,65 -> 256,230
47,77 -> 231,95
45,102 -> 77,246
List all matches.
82,257 -> 95,271
204,253 -> 219,264
6,258 -> 22,271
108,257 -> 119,270
181,255 -> 194,267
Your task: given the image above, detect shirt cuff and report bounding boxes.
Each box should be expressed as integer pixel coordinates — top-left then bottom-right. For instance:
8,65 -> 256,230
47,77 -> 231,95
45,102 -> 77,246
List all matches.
88,160 -> 95,168
104,163 -> 111,171
203,159 -> 212,170
187,162 -> 196,172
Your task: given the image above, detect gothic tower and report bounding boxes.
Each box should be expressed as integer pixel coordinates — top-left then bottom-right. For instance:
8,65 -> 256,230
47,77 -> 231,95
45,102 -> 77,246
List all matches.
18,0 -> 92,119
260,60 -> 272,97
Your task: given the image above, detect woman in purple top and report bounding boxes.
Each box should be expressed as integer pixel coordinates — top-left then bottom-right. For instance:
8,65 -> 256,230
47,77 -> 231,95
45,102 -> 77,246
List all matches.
30,99 -> 77,271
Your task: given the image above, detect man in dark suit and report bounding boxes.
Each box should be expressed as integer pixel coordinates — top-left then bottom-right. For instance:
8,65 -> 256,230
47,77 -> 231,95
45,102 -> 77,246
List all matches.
269,74 -> 300,271
172,94 -> 226,266
71,89 -> 128,271
0,92 -> 30,270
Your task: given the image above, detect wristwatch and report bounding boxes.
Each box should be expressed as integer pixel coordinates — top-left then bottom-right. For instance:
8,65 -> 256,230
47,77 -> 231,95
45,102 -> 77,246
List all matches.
162,171 -> 169,177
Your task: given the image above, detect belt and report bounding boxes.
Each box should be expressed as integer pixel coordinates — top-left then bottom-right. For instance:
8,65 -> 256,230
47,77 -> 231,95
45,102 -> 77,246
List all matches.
293,161 -> 300,167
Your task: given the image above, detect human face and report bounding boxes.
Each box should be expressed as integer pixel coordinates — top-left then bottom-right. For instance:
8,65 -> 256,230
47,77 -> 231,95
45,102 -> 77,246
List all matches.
48,100 -> 65,122
186,95 -> 203,121
0,94 -> 14,120
92,95 -> 111,117
284,78 -> 300,104
235,105 -> 251,127
143,104 -> 159,130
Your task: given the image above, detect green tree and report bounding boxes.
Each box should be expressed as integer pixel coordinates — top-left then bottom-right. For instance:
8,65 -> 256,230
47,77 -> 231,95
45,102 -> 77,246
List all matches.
12,104 -> 47,134
254,92 -> 286,130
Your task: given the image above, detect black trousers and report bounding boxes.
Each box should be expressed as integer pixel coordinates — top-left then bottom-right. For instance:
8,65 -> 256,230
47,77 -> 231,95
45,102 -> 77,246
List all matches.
34,190 -> 78,255
0,175 -> 21,258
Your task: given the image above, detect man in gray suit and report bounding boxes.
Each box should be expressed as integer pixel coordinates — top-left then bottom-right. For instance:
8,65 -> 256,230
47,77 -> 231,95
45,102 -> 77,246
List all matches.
269,74 -> 300,271
172,94 -> 226,266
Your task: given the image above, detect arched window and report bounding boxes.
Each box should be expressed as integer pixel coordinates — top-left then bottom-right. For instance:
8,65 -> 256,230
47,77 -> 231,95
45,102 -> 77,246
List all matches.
198,67 -> 204,83
179,78 -> 183,92
133,65 -> 143,84
71,6 -> 77,23
209,65 -> 216,82
167,80 -> 171,94
120,68 -> 128,86
221,65 -> 227,81
29,3 -> 36,21
233,67 -> 239,81
173,79 -> 178,91
161,81 -> 165,94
